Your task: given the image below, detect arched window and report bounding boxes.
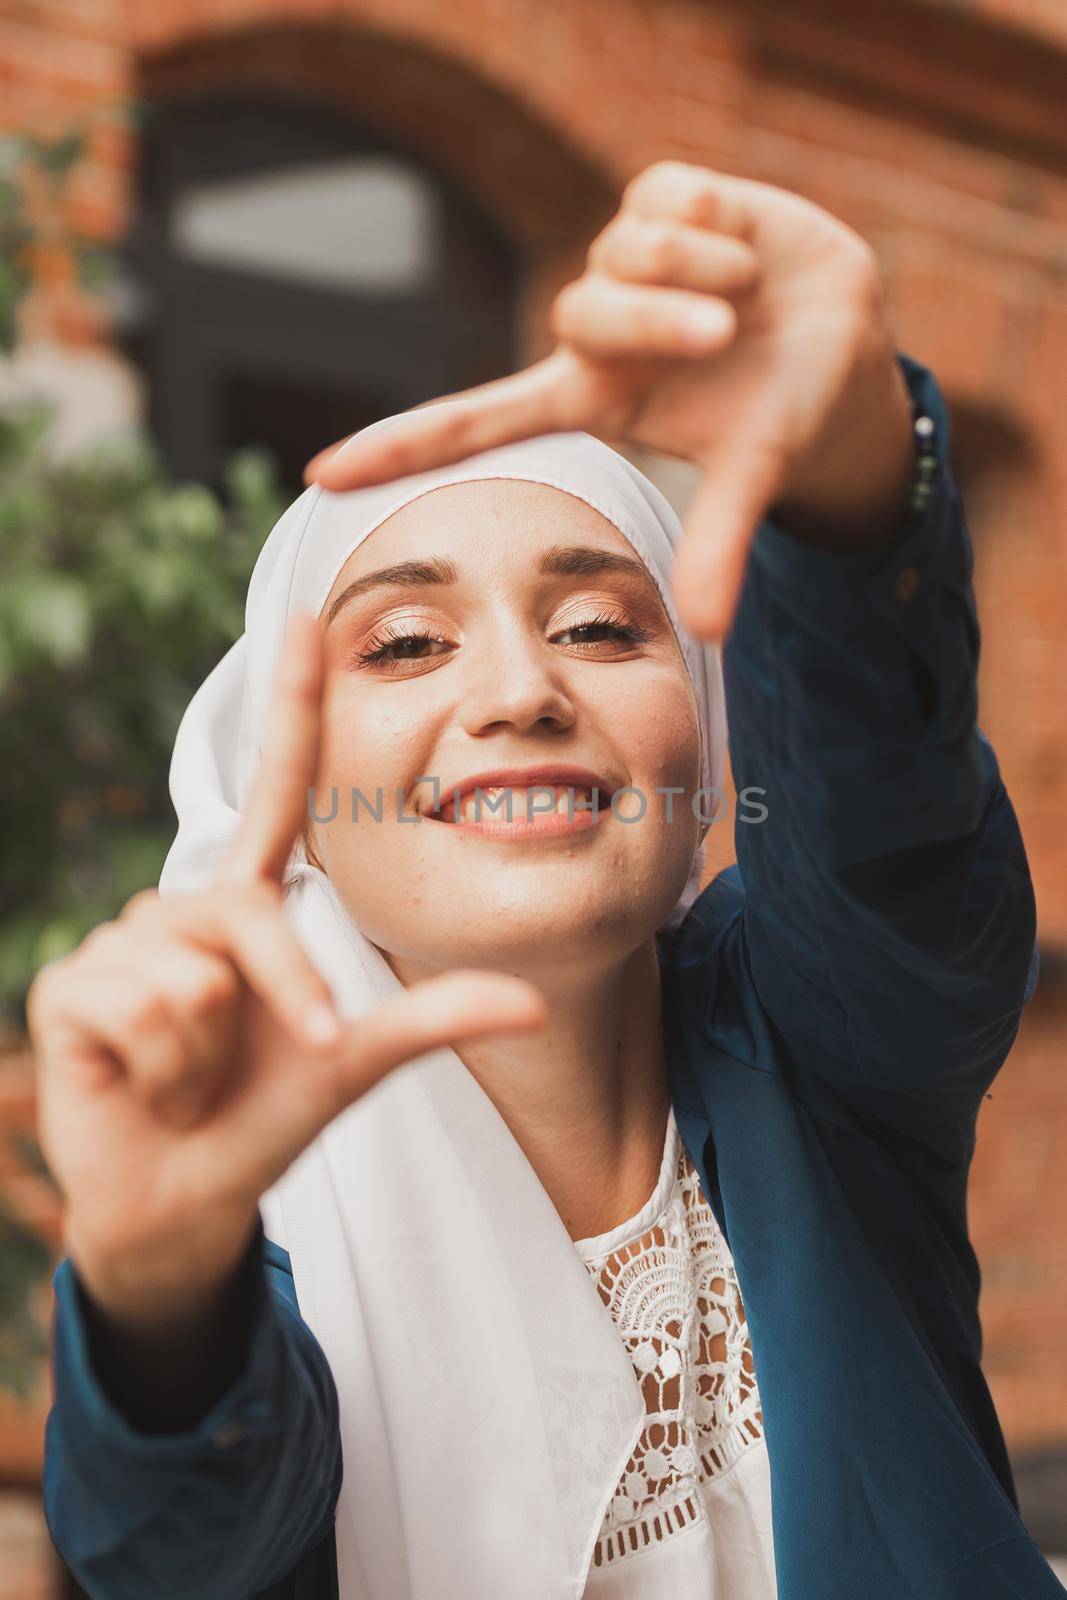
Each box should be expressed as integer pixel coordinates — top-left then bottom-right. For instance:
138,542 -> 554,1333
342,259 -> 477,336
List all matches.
117,97 -> 518,492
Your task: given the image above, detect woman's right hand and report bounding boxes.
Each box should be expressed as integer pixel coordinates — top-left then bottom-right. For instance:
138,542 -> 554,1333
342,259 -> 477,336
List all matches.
27,610 -> 546,1336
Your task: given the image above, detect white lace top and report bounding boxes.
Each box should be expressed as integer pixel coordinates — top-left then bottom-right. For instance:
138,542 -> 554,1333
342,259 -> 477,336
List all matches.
574,1108 -> 778,1598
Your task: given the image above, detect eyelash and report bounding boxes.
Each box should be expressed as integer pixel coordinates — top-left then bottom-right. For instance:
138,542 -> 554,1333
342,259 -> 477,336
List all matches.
353,610 -> 651,671
355,626 -> 453,670
555,610 -> 652,649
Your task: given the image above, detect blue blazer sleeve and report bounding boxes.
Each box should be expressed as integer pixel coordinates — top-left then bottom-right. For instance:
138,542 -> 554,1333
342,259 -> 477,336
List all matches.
719,353 -> 1039,1170
43,1214 -> 342,1599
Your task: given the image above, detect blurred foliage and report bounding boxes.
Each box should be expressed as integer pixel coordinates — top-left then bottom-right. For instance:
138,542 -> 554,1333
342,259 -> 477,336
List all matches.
0,123 -> 285,1399
0,1191 -> 51,1398
0,126 -> 115,351
0,408 -> 284,1024
0,124 -> 286,1029
0,120 -> 285,1398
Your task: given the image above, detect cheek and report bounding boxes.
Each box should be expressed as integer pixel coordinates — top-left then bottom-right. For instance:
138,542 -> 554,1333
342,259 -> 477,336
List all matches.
317,678 -> 432,794
311,679 -> 441,897
311,678 -> 460,955
601,669 -> 701,795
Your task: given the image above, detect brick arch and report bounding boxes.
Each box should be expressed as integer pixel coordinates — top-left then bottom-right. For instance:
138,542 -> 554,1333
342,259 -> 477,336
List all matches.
136,21 -> 617,258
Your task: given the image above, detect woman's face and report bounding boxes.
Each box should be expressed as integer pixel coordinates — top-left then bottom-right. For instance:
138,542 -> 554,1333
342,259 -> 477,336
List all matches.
311,477 -> 702,979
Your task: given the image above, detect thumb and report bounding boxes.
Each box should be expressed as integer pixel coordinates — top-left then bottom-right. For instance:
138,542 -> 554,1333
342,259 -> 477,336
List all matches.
336,969 -> 548,1105
307,355 -> 572,493
672,438 -> 788,641
228,971 -> 548,1198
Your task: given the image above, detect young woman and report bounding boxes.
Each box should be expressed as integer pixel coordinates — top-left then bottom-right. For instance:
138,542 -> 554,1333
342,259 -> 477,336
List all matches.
30,163 -> 1061,1599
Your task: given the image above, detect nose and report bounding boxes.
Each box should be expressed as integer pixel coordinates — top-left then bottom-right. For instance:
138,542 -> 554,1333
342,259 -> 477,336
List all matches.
455,623 -> 576,738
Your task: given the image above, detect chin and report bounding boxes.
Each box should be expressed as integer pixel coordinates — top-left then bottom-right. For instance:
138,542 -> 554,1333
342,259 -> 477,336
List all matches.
373,867 -> 688,978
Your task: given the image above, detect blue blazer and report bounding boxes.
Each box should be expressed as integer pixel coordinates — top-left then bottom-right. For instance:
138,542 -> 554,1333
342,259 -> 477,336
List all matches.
42,357 -> 1066,1598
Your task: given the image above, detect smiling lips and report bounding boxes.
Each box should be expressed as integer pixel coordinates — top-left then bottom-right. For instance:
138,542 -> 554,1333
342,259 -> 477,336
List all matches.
421,767 -> 614,839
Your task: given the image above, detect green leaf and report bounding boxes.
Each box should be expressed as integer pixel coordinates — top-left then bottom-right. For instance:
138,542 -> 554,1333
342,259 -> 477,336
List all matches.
74,240 -> 119,291
34,914 -> 90,968
29,129 -> 86,180
14,573 -> 92,666
159,483 -> 225,544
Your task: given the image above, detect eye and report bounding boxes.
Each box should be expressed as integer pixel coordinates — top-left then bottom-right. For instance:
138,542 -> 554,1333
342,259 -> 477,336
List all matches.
551,610 -> 651,651
353,626 -> 455,672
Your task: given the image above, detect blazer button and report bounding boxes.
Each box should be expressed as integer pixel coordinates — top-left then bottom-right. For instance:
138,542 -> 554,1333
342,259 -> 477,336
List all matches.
211,1421 -> 248,1448
895,566 -> 920,603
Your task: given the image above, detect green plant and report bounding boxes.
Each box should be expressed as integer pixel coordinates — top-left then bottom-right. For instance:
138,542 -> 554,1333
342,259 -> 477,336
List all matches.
0,123 -> 286,1397
0,408 -> 284,1022
0,123 -> 286,1028
0,1191 -> 52,1398
2,115 -> 149,337
0,126 -> 118,350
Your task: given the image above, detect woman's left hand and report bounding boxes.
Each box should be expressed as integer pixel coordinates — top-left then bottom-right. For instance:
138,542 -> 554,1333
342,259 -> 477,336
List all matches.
304,161 -> 915,640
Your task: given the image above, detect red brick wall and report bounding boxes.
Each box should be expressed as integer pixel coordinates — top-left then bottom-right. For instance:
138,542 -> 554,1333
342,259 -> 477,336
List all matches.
2,0 -> 1065,1455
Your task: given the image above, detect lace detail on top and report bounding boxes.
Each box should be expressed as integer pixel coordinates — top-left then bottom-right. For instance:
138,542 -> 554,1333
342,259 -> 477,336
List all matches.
574,1110 -> 765,1570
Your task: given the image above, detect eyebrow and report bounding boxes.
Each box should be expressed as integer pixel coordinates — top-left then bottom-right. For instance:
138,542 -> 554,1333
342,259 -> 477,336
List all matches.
325,557 -> 458,627
324,544 -> 657,628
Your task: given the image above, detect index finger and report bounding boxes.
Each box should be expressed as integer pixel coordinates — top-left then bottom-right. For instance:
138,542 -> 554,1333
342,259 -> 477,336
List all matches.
220,608 -> 325,887
304,353 -> 570,493
623,162 -> 754,240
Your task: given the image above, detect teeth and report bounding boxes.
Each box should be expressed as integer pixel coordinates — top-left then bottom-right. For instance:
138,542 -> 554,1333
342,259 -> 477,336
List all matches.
561,786 -> 593,812
418,780 -> 606,823
443,783 -> 595,822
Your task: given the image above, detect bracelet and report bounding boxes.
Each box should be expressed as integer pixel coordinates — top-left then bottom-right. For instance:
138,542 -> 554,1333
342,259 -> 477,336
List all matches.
907,406 -> 940,524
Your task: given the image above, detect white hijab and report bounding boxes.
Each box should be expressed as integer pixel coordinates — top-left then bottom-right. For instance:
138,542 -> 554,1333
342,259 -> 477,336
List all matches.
159,422 -> 727,1599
